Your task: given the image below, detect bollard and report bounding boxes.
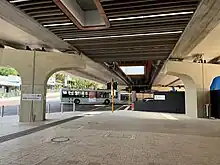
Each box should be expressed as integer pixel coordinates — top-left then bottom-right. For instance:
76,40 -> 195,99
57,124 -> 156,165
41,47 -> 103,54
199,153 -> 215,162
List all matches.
47,104 -> 50,114
72,103 -> 75,112
205,104 -> 210,118
131,103 -> 134,111
1,105 -> 4,117
61,103 -> 64,113
17,105 -> 19,116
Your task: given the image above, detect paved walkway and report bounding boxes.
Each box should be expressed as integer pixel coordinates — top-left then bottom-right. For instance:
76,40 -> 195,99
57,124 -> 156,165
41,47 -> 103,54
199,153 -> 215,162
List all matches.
0,111 -> 105,137
0,111 -> 220,165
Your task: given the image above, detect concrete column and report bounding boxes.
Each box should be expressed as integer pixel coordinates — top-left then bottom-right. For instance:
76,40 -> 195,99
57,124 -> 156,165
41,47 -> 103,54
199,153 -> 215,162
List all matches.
131,91 -> 136,102
0,48 -> 85,122
166,61 -> 220,118
179,74 -> 198,118
19,84 -> 46,122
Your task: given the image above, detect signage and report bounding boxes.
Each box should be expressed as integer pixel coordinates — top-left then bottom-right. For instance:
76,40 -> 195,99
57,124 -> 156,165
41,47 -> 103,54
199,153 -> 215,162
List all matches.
22,94 -> 42,101
154,95 -> 166,100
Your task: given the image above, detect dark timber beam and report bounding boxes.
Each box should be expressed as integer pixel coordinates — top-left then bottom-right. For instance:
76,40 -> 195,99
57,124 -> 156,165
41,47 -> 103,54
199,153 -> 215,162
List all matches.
208,56 -> 220,64
165,78 -> 181,87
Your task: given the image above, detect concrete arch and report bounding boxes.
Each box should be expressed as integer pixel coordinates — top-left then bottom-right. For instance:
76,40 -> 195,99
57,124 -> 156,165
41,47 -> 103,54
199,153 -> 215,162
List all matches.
0,65 -> 23,82
45,67 -> 82,85
167,72 -> 197,118
165,61 -> 220,118
0,48 -> 86,122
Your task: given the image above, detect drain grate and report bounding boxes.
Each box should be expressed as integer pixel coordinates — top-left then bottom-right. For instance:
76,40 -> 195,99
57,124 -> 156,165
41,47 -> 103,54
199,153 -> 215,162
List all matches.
0,116 -> 83,144
51,137 -> 70,143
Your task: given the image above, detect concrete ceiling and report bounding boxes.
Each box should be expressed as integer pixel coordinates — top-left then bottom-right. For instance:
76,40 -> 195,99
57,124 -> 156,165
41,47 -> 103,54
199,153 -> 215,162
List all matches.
189,22 -> 220,62
0,18 -> 47,49
2,0 -> 201,89
0,1 -> 126,85
154,0 -> 220,87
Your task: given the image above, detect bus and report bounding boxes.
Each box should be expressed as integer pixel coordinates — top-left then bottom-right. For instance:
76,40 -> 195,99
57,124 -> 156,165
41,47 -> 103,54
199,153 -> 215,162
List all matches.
120,91 -> 131,101
60,88 -> 119,105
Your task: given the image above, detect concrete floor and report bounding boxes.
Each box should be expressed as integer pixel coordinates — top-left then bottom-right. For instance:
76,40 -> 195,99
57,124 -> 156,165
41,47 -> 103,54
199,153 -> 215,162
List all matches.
0,111 -> 220,165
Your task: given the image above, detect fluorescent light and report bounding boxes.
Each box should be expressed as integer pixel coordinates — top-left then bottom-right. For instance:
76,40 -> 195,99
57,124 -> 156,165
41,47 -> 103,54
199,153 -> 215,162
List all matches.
64,31 -> 182,41
9,0 -> 30,3
109,11 -> 194,21
43,22 -> 73,27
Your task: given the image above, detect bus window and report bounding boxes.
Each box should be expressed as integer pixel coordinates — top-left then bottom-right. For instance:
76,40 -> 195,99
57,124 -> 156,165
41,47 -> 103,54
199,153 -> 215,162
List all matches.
84,91 -> 89,98
115,92 -> 118,98
68,91 -> 74,96
62,90 -> 69,98
96,91 -> 101,98
81,91 -> 85,98
104,92 -> 110,98
74,91 -> 80,97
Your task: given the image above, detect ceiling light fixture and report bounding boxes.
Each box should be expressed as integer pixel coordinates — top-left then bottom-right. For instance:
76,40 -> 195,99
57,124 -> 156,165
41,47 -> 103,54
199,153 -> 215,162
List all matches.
9,0 -> 30,3
64,31 -> 183,41
109,11 -> 194,21
43,22 -> 73,27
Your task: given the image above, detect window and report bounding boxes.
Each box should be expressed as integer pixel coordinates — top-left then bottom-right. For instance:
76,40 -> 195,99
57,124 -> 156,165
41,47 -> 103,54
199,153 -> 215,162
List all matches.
84,91 -> 89,98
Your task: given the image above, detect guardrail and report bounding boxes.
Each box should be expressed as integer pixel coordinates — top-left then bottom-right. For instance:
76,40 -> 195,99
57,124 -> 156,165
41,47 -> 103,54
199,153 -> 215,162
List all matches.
0,102 -> 76,117
60,102 -> 75,113
0,105 -> 19,117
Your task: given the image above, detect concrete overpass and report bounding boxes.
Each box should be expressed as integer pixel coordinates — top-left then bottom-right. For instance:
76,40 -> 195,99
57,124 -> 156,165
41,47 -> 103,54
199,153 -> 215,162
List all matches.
154,0 -> 220,118
0,0 -> 126,85
1,0 -> 219,121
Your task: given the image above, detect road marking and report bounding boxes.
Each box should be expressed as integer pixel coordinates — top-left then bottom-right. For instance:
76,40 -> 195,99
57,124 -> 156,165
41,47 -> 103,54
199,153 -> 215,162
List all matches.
104,130 -> 112,137
91,106 -> 106,111
131,134 -> 136,139
83,112 -> 103,115
124,105 -> 131,111
77,126 -> 84,130
94,105 -> 106,107
160,113 -> 178,120
115,105 -> 126,111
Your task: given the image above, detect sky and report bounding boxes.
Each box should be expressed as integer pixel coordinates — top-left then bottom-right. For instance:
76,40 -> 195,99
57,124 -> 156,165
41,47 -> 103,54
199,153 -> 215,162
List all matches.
120,66 -> 144,75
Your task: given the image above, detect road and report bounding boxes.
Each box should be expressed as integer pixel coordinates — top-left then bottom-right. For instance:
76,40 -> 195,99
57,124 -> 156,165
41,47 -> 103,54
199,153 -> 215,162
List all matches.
0,97 -> 125,116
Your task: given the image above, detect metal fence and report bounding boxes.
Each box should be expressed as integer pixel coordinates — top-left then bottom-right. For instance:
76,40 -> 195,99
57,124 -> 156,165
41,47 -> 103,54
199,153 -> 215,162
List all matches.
0,102 -> 75,117
0,91 -> 21,98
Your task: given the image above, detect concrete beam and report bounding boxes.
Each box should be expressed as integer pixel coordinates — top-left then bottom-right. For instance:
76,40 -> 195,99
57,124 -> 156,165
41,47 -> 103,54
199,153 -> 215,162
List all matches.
0,0 -> 71,51
0,48 -> 85,122
0,0 -> 124,85
171,0 -> 220,58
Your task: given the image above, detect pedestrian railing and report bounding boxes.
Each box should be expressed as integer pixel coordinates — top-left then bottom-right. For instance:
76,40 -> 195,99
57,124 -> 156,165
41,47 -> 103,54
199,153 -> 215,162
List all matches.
0,102 -> 76,117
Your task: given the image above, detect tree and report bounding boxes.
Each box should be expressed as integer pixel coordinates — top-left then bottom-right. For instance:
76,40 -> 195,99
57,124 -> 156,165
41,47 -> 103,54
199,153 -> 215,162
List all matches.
53,72 -> 103,90
69,78 -> 99,90
0,67 -> 19,76
55,73 -> 65,84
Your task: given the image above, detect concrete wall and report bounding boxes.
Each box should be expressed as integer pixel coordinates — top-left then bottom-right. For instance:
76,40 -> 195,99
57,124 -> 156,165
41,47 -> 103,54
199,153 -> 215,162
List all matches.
166,61 -> 220,118
0,48 -> 85,122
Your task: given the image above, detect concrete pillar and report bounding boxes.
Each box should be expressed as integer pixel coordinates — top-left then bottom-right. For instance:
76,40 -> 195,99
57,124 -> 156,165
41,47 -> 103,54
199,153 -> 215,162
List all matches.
131,91 -> 136,102
166,61 -> 220,118
178,74 -> 198,118
0,48 -> 85,122
19,84 -> 46,121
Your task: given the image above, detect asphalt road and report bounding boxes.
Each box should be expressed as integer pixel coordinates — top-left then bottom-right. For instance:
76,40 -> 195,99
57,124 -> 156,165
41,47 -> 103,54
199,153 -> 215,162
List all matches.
0,98 -> 124,116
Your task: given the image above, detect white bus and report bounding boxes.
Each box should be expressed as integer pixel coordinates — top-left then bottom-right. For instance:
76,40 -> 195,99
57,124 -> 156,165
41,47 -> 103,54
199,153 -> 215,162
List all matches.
60,88 -> 119,105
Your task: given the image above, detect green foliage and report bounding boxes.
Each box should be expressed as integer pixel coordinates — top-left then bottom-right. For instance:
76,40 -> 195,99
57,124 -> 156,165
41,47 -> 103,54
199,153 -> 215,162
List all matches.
54,72 -> 101,90
55,73 -> 65,84
69,78 -> 99,90
0,67 -> 19,76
